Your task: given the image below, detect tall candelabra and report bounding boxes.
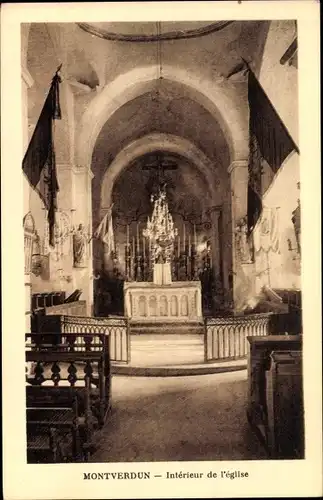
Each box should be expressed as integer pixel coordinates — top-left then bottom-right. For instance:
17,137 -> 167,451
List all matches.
123,191 -> 213,282
143,185 -> 178,264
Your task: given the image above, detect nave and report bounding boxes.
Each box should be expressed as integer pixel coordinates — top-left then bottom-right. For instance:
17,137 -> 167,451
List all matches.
90,371 -> 267,462
22,20 -> 304,467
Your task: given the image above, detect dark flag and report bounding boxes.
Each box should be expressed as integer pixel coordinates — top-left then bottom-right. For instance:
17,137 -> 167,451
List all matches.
22,66 -> 62,247
246,67 -> 299,234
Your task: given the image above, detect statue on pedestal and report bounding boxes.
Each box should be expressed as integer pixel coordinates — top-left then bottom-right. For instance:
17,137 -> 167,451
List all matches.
73,223 -> 87,268
292,198 -> 301,255
235,216 -> 253,264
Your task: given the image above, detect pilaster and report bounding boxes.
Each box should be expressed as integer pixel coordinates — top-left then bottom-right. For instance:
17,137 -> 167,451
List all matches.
228,159 -> 251,312
208,206 -> 223,306
22,66 -> 34,329
71,164 -> 94,314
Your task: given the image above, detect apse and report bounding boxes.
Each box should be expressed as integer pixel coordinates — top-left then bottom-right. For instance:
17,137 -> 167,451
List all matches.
110,151 -> 214,269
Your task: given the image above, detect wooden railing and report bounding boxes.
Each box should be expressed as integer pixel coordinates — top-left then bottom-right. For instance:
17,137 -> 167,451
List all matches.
25,332 -> 112,462
33,315 -> 130,364
204,313 -> 271,362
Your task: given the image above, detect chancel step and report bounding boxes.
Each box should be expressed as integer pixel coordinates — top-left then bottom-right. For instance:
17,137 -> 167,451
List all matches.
130,322 -> 205,336
130,332 -> 204,367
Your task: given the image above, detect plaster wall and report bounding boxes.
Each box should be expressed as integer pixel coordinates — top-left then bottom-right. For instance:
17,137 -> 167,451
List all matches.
255,20 -> 300,293
233,20 -> 300,311
23,24 -> 93,309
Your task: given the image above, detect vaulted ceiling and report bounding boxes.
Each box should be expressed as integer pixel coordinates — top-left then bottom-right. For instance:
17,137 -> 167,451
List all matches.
92,78 -> 230,167
25,20 -> 271,220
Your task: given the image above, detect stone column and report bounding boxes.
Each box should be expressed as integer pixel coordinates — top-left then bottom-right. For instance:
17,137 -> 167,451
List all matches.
22,65 -> 34,332
228,160 -> 249,312
72,165 -> 94,315
209,207 -> 222,306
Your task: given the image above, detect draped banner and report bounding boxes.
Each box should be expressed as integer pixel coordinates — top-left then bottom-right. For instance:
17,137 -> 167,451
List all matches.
247,67 -> 299,234
94,205 -> 115,257
253,207 -> 280,255
22,66 -> 62,247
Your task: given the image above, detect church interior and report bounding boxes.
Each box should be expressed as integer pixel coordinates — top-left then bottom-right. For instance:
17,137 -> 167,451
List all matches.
22,21 -> 303,463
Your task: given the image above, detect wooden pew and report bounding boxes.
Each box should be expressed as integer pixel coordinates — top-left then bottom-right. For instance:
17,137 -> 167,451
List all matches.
26,333 -> 111,427
26,386 -> 88,463
27,426 -> 62,464
266,350 -> 304,458
246,335 -> 303,458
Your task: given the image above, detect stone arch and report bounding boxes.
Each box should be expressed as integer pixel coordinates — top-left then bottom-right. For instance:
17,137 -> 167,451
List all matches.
100,133 -> 220,211
77,65 -> 249,168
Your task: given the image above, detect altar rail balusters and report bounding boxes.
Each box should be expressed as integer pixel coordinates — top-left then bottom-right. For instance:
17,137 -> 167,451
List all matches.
204,314 -> 271,362
60,315 -> 130,363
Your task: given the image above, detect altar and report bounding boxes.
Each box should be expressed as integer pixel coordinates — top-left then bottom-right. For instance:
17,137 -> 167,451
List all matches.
122,184 -> 204,323
124,280 -> 202,323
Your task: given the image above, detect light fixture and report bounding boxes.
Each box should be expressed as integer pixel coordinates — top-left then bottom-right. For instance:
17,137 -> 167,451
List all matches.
143,184 -> 178,264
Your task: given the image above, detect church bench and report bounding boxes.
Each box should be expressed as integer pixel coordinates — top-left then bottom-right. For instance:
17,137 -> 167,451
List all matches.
27,427 -> 62,463
26,385 -> 91,462
246,335 -> 303,458
26,334 -> 111,428
265,350 -> 304,459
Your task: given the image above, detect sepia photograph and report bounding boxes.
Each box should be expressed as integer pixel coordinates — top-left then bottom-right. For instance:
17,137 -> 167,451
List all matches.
22,17 -> 304,464
2,2 -> 322,499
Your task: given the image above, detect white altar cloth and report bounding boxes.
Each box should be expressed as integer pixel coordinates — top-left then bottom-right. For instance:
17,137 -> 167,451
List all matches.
124,281 -> 202,323
153,262 -> 172,285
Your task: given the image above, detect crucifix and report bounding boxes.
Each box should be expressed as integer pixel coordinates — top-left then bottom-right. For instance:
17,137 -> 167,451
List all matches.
142,152 -> 178,190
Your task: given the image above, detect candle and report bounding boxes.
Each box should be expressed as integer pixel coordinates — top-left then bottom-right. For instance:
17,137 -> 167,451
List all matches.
143,236 -> 145,257
188,234 -> 191,257
132,237 -> 135,256
126,224 -> 129,246
183,223 -> 186,251
178,235 -> 180,258
136,223 -> 139,252
194,224 -> 197,247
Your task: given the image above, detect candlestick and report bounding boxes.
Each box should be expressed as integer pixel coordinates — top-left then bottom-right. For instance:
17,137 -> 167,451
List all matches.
183,223 -> 186,251
194,224 -> 197,247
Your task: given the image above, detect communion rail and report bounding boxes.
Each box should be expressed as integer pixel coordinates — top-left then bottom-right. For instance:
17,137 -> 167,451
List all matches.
204,313 -> 272,362
60,316 -> 130,364
35,315 -> 130,364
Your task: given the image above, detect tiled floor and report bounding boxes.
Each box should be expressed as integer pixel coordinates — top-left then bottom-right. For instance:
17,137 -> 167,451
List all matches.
91,370 -> 268,462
